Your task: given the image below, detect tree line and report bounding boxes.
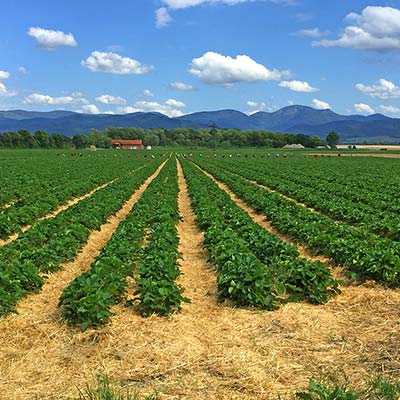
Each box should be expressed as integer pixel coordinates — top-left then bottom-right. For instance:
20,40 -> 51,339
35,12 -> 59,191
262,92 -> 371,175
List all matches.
0,127 -> 338,149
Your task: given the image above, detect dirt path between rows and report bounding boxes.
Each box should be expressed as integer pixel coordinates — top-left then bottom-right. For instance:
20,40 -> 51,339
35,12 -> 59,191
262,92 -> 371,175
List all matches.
0,200 -> 16,210
1,158 -> 400,399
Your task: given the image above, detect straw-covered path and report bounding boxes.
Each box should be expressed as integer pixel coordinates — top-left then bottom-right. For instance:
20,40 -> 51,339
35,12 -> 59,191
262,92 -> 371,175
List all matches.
0,158 -> 400,399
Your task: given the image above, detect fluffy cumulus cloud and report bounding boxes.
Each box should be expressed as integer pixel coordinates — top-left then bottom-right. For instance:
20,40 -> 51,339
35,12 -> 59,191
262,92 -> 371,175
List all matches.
279,80 -> 318,92
170,82 -> 194,91
356,79 -> 400,99
314,6 -> 400,51
156,7 -> 173,28
0,83 -> 16,97
117,100 -> 185,117
312,98 -> 331,109
18,66 -> 28,74
95,94 -> 127,105
165,98 -> 186,108
24,92 -> 88,105
0,70 -> 10,80
79,104 -> 100,114
81,51 -> 152,74
354,103 -> 375,114
190,52 -> 290,85
28,27 -> 78,50
379,105 -> 400,114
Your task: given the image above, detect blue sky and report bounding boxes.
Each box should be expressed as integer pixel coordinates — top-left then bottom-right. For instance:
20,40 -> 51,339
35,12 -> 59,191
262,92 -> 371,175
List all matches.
1,0 -> 400,117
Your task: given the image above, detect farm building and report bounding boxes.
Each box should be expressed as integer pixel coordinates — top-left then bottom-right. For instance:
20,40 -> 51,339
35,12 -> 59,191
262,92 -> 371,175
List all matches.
111,139 -> 144,150
283,143 -> 305,149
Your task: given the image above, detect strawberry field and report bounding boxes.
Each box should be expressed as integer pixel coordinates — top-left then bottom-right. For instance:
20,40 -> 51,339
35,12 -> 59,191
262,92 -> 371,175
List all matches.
0,149 -> 399,400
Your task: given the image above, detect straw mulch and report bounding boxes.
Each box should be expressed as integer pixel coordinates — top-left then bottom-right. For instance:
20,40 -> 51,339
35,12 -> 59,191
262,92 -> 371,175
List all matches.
0,161 -> 399,399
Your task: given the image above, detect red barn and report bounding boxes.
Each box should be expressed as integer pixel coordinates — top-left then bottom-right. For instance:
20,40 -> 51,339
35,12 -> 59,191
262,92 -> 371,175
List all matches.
111,139 -> 144,150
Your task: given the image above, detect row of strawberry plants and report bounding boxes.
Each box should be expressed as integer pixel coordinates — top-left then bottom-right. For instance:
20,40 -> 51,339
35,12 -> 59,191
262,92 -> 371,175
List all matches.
226,156 -> 400,215
195,159 -> 400,287
180,158 -> 339,309
214,157 -> 400,248
59,157 -> 187,330
0,158 -> 163,316
0,157 -> 148,239
134,158 -> 188,317
212,157 -> 400,241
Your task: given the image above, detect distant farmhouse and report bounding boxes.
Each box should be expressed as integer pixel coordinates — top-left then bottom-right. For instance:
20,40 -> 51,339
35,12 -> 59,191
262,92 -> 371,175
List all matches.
283,143 -> 305,149
111,139 -> 144,150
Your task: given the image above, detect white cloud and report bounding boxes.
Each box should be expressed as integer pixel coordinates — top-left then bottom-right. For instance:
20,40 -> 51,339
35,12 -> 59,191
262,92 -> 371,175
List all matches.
24,92 -> 88,105
96,94 -> 127,105
379,105 -> 400,114
28,27 -> 78,50
246,100 -> 274,113
312,98 -> 331,109
356,79 -> 400,99
18,66 -> 28,74
294,28 -> 325,38
117,106 -> 141,114
279,80 -> 319,92
0,71 -> 10,80
79,104 -> 100,114
170,82 -> 194,91
0,83 -> 16,97
156,7 -> 173,28
314,6 -> 400,51
190,51 -> 290,85
117,100 -> 185,117
81,51 -> 152,74
162,0 -> 294,9
143,89 -> 154,97
157,0 -> 295,27
247,101 -> 258,107
354,103 -> 375,114
165,98 -> 186,108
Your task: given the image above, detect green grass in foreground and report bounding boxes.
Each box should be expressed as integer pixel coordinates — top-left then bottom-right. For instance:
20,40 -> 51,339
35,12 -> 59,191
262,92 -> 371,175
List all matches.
77,375 -> 159,400
75,374 -> 400,400
295,376 -> 400,400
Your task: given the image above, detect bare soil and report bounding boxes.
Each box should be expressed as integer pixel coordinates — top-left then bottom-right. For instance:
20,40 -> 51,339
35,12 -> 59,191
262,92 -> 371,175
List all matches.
0,159 -> 399,399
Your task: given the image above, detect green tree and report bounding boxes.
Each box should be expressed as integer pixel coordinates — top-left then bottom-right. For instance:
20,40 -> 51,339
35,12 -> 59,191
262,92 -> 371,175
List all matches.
326,131 -> 340,149
18,130 -> 37,148
50,133 -> 65,148
34,130 -> 49,148
143,134 -> 160,147
72,134 -> 87,149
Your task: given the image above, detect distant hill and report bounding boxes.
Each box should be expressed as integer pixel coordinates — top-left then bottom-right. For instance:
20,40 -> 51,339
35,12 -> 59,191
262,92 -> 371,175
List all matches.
0,105 -> 399,143
0,112 -> 205,135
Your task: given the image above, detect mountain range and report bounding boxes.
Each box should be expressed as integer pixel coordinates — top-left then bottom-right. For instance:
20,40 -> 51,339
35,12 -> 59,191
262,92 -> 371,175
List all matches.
1,106 -> 399,143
